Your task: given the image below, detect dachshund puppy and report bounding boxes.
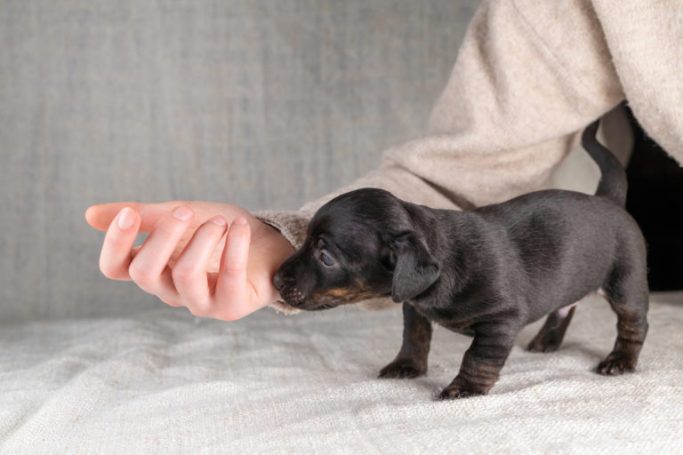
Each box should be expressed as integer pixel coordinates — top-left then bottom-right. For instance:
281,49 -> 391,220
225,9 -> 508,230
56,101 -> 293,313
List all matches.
273,120 -> 649,400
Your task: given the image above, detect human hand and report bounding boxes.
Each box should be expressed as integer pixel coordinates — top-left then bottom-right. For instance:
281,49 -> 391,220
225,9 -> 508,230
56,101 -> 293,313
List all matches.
85,201 -> 294,320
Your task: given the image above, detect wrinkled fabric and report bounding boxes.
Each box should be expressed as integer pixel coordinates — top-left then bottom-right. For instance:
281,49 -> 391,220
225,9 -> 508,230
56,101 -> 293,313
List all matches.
1,293 -> 682,453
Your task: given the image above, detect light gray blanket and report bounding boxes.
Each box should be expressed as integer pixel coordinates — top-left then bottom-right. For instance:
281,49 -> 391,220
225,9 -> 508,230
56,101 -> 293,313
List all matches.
2,293 -> 681,453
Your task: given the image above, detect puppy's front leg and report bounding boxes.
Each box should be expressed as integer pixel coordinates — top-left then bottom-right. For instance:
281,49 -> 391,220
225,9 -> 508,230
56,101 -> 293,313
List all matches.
378,303 -> 432,379
439,323 -> 518,399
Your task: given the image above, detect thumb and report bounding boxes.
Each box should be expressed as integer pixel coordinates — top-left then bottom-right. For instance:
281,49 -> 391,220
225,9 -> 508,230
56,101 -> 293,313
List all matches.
84,201 -> 175,232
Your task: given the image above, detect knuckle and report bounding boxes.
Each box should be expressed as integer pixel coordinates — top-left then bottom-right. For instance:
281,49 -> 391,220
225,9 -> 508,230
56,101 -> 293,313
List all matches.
215,305 -> 243,322
100,265 -> 122,280
159,296 -> 179,307
172,264 -> 198,285
186,302 -> 210,318
196,298 -> 215,316
219,311 -> 242,322
128,264 -> 155,288
99,259 -> 126,280
98,260 -> 114,278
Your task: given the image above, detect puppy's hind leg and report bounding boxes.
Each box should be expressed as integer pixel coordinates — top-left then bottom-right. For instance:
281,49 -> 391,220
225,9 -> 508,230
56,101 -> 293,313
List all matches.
379,303 -> 432,379
596,258 -> 649,375
527,304 -> 576,353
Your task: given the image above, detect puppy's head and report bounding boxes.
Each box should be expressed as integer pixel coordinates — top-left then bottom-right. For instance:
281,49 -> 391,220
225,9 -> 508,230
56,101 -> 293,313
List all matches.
273,188 -> 441,310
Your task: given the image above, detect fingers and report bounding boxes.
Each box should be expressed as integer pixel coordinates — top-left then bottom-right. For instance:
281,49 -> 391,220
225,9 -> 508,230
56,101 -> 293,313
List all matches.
171,216 -> 228,315
95,204 -> 258,320
99,207 -> 141,281
85,201 -> 177,232
127,206 -> 194,303
214,217 -> 252,320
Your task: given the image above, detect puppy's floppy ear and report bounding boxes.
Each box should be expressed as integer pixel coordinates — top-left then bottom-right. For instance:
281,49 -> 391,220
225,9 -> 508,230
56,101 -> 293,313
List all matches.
390,231 -> 441,303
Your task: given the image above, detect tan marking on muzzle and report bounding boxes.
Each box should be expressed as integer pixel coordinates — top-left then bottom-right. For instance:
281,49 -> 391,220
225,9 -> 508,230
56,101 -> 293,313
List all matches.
326,288 -> 355,298
312,285 -> 381,305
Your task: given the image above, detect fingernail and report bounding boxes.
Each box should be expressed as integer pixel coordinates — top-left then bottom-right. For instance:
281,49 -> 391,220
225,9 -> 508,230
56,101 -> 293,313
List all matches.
117,207 -> 135,230
173,206 -> 193,221
234,217 -> 248,226
210,216 -> 226,226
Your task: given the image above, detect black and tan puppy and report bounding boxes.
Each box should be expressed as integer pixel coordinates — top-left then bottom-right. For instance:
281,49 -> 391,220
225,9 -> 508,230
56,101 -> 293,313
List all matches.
274,120 -> 649,400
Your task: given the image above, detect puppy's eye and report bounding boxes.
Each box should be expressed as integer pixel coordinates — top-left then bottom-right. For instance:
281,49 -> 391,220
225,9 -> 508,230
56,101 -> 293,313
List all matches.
380,249 -> 396,271
319,249 -> 336,267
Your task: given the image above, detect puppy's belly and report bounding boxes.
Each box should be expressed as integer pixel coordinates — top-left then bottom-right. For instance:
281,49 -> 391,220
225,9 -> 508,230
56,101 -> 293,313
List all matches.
411,302 -> 477,336
434,318 -> 475,337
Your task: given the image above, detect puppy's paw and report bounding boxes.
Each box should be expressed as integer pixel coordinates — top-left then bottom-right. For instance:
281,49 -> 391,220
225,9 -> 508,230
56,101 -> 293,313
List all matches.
437,386 -> 484,400
378,359 -> 426,379
596,352 -> 637,375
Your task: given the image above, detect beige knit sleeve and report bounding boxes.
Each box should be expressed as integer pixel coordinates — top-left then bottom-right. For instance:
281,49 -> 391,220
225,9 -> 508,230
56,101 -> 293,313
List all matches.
257,0 -> 625,314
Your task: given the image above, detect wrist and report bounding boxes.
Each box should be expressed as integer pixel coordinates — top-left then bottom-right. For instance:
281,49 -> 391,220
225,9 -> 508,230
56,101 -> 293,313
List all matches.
253,222 -> 295,304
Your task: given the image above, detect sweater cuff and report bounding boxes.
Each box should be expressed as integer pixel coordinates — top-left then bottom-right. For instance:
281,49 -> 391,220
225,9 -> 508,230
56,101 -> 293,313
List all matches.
254,210 -> 311,250
254,209 -> 312,315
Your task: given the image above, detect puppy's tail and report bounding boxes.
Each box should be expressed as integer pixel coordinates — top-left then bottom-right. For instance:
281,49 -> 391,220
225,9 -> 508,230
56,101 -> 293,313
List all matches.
581,118 -> 628,206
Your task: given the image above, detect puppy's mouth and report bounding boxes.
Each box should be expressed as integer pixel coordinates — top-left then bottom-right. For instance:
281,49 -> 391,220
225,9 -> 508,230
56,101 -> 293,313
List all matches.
278,286 -> 345,311
278,286 -> 307,307
278,282 -> 382,311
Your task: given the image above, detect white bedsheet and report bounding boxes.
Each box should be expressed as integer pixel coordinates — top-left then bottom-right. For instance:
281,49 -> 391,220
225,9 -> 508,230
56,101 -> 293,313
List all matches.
1,294 -> 682,454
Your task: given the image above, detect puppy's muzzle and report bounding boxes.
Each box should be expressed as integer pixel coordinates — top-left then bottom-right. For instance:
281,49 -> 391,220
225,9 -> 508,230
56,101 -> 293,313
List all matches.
273,271 -> 305,306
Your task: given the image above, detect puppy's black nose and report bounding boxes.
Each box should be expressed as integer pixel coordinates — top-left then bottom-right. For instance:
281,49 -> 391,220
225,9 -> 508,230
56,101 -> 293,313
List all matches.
273,271 -> 284,291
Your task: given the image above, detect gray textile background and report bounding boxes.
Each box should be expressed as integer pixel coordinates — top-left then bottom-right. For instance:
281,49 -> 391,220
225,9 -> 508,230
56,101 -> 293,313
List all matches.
0,0 -> 478,321
3,5 -> 682,452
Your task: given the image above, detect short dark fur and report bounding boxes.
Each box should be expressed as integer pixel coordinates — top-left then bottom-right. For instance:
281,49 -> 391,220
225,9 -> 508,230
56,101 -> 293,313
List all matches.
274,119 -> 649,400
